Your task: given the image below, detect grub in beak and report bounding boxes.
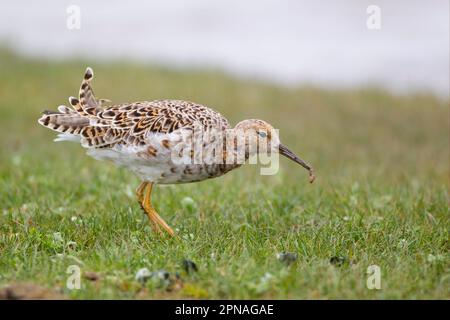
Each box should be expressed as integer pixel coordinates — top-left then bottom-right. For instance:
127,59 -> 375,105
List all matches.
278,144 -> 315,183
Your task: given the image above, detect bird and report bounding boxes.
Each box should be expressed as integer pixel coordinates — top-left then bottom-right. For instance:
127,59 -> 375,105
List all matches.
38,67 -> 315,236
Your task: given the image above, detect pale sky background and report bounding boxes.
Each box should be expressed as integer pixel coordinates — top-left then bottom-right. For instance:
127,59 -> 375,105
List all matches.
0,0 -> 448,96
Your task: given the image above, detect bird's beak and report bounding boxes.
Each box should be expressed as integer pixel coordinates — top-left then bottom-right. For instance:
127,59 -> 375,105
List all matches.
278,144 -> 315,183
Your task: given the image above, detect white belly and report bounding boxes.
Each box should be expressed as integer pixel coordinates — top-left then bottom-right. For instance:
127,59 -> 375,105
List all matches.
85,131 -> 238,184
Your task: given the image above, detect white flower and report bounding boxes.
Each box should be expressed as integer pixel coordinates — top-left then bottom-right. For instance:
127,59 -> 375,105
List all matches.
12,155 -> 22,166
427,254 -> 445,263
398,239 -> 408,249
53,232 -> 64,243
181,197 -> 198,213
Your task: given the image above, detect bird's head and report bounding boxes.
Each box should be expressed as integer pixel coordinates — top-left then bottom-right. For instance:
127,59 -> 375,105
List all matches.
234,119 -> 315,183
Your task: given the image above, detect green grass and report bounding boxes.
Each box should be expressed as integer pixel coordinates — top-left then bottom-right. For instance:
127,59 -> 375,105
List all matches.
0,49 -> 448,299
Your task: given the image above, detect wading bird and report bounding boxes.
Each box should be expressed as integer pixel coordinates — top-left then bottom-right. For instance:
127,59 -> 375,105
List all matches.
38,68 -> 314,236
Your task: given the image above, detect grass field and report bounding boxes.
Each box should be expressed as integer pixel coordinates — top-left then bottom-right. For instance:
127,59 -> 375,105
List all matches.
0,49 -> 448,299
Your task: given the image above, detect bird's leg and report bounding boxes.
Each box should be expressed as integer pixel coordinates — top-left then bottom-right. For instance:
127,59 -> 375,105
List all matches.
140,182 -> 175,237
136,181 -> 147,203
137,182 -> 162,235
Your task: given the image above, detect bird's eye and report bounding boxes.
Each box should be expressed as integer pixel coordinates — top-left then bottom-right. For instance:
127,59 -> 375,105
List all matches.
258,131 -> 267,138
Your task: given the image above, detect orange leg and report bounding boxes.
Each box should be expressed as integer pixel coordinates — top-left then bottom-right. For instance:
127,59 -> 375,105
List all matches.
139,182 -> 175,237
136,181 -> 147,203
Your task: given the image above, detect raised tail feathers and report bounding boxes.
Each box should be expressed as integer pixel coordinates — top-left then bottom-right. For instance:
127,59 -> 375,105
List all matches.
38,110 -> 90,139
78,67 -> 109,116
38,67 -> 115,147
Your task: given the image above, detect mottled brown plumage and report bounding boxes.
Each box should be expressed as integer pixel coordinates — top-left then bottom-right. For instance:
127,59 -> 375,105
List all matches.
38,67 -> 315,237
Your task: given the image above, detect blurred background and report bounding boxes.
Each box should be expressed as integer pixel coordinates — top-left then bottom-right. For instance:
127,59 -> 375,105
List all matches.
0,0 -> 448,183
0,0 -> 448,96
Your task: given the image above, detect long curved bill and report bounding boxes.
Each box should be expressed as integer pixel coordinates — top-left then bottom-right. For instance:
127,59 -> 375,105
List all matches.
279,144 -> 315,183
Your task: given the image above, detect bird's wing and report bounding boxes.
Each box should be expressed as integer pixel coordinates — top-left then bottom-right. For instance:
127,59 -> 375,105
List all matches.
81,100 -> 230,148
